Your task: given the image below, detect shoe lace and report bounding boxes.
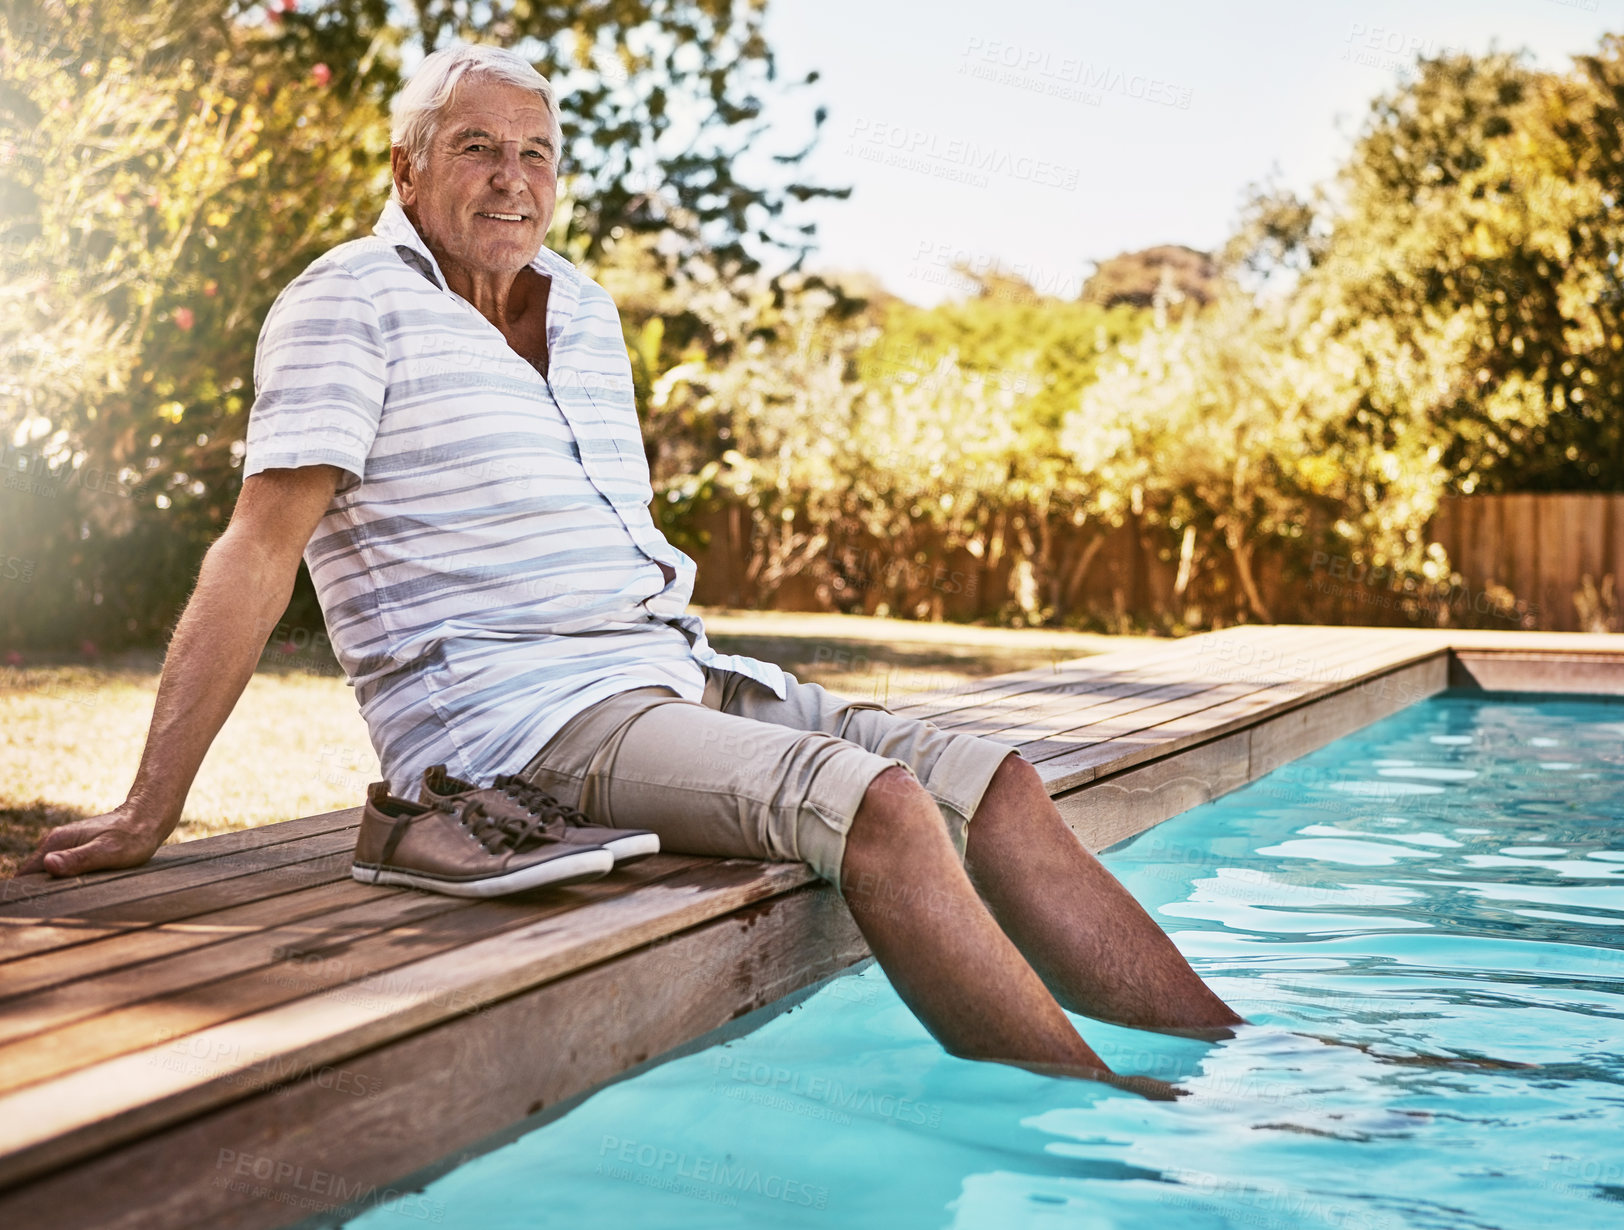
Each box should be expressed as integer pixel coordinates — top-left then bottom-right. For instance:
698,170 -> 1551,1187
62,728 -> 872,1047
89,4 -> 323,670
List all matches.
492,773 -> 595,830
455,799 -> 559,855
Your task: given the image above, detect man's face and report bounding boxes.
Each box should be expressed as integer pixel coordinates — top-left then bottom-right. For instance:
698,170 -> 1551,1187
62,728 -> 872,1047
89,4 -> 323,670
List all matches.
393,75 -> 560,280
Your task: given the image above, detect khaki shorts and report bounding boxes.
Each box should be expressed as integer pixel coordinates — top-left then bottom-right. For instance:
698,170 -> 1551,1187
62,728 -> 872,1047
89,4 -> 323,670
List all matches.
515,666 -> 1017,886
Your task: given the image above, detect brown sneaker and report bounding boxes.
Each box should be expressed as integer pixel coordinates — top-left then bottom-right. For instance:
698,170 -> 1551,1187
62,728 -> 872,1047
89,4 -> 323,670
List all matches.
422,765 -> 661,864
352,781 -> 613,897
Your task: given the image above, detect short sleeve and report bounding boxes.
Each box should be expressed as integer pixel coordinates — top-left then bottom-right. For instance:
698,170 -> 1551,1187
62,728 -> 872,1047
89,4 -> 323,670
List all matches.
244,257 -> 386,496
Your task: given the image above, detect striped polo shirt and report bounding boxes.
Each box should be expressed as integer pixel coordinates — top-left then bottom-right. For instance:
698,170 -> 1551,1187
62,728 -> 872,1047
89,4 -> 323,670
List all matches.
244,198 -> 786,799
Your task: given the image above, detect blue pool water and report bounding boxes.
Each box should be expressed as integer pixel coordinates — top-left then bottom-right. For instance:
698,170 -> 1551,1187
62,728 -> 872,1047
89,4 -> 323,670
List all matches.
344,693 -> 1624,1229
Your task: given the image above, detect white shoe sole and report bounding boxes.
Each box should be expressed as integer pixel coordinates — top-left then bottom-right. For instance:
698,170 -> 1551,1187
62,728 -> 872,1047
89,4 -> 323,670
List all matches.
600,833 -> 661,863
351,847 -> 614,897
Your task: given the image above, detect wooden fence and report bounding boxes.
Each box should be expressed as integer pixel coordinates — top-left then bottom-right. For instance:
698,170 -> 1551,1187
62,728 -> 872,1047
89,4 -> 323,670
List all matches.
687,493 -> 1624,633
1429,493 -> 1624,633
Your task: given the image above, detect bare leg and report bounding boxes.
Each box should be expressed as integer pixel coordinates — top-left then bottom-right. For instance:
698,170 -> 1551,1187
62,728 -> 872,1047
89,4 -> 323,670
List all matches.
841,766 -> 1187,1099
964,754 -> 1245,1035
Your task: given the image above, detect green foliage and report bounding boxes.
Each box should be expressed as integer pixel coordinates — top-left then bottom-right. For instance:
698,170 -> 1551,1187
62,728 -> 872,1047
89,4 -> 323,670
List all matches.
622,261 -> 1153,621
1061,37 -> 1624,625
1235,43 -> 1624,494
1,0 -> 397,649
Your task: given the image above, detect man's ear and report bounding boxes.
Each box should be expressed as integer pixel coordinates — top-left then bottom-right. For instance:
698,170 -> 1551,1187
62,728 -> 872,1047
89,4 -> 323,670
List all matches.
390,146 -> 417,207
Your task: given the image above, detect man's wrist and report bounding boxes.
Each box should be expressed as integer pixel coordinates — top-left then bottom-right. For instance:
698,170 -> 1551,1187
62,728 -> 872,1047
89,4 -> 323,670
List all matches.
118,792 -> 182,845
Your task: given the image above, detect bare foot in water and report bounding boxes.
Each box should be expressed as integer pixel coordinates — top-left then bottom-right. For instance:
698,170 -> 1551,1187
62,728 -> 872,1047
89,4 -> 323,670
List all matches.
1010,1059 -> 1189,1101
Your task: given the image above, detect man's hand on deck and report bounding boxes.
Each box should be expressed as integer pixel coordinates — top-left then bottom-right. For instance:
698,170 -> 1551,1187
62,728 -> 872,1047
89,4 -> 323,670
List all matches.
12,464 -> 342,883
18,804 -> 168,877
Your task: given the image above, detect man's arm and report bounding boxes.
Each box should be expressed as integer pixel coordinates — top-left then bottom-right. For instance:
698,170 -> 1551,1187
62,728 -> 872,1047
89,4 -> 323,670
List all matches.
19,465 -> 344,878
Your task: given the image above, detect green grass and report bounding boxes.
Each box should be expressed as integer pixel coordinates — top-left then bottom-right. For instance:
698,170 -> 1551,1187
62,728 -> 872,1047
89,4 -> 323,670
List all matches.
0,611 -> 1157,876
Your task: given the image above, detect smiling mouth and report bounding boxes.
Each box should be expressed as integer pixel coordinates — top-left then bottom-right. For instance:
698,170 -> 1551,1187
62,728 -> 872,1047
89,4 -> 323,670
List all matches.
476,211 -> 528,223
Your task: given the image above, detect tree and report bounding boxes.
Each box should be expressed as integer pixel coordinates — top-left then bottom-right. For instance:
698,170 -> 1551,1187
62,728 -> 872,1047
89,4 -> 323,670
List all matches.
1080,245 -> 1222,312
1232,44 -> 1624,495
1,0 -> 396,650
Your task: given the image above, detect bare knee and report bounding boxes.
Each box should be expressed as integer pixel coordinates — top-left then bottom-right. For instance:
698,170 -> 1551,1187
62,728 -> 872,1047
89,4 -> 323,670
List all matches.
993,751 -> 1048,800
850,766 -> 940,846
841,766 -> 956,893
972,753 -> 1053,831
966,753 -> 1086,880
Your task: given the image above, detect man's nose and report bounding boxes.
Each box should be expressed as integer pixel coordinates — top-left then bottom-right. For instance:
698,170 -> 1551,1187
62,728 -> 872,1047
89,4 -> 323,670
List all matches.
489,147 -> 529,192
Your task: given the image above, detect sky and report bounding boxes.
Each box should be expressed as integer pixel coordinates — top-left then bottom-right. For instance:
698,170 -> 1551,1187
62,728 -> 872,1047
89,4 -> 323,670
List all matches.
748,0 -> 1620,303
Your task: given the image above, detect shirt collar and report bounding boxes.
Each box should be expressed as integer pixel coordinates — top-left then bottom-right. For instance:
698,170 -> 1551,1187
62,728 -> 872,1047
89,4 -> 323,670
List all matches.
372,197 -> 582,342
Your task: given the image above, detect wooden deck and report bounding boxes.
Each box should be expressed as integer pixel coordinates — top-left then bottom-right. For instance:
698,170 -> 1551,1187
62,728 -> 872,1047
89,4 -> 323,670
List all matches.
1,625 -> 1621,1228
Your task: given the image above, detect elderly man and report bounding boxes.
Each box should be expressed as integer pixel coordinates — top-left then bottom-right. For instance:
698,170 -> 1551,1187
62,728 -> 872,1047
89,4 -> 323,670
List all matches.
23,43 -> 1242,1086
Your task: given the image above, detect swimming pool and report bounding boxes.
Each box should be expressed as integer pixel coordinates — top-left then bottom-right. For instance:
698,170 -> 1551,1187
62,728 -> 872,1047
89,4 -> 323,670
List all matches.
339,692 -> 1624,1229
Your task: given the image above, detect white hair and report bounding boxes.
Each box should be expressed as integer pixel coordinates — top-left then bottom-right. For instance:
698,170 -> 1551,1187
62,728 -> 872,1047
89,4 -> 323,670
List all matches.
390,43 -> 560,181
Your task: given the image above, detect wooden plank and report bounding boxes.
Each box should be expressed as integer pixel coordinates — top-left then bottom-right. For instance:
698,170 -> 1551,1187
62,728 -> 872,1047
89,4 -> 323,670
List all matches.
0,873 -> 383,969
1613,496 -> 1624,613
1546,495 -> 1575,630
1247,656 -> 1451,778
0,920 -> 125,964
890,623 -> 1318,725
0,830 -> 360,921
1002,628 -> 1404,761
1034,637 -> 1445,794
927,669 -> 1198,739
0,852 -> 362,967
0,881 -> 866,1230
1576,495 -> 1609,596
1448,652 -> 1624,695
1054,729 -> 1252,852
1056,654 -> 1451,852
1431,497 -> 1456,573
0,879 -> 369,1001
1497,495 -> 1519,596
0,858 -> 818,1185
0,856 -> 713,1093
0,884 -> 459,1053
896,623 -> 1338,727
1019,632 -> 1437,764
1487,493 -> 1507,601
0,807 -> 360,910
1013,677 -> 1271,762
939,627 -> 1359,749
889,631 -> 1220,725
